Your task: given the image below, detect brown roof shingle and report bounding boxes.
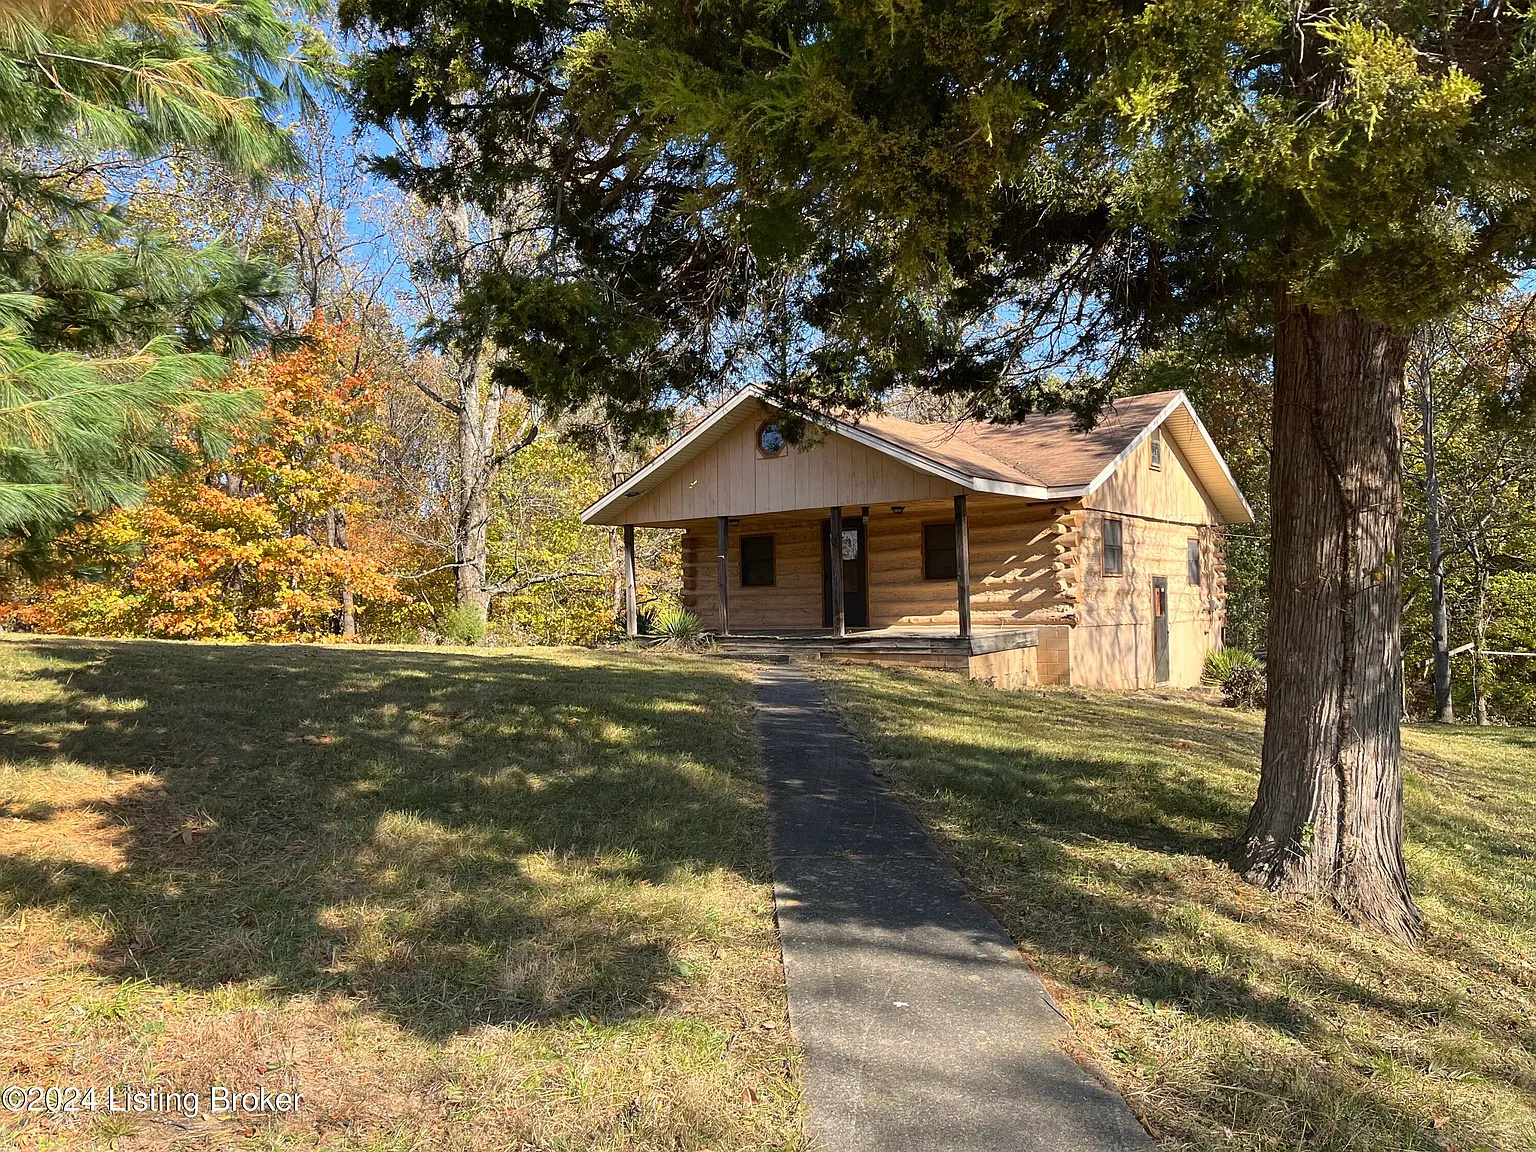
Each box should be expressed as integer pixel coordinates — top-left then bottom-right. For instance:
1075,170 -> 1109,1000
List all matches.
852,391 -> 1181,489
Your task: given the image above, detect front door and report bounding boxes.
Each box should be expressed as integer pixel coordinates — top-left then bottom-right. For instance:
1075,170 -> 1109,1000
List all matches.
1152,577 -> 1170,684
822,517 -> 868,629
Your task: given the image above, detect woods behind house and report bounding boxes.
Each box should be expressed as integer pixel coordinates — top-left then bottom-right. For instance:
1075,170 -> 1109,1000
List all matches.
0,1 -> 1532,724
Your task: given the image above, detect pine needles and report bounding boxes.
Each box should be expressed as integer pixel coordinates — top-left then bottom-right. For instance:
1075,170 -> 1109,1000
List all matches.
0,0 -> 324,550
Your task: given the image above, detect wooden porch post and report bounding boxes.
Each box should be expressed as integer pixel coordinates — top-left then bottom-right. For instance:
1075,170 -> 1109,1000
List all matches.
716,515 -> 730,636
861,504 -> 871,629
829,505 -> 845,637
623,524 -> 638,637
954,493 -> 972,639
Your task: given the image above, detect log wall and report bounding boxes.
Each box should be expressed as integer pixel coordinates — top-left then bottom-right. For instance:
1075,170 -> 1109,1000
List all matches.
679,495 -> 1080,634
682,512 -> 826,632
1074,433 -> 1228,687
672,422 -> 1231,689
862,495 -> 1082,628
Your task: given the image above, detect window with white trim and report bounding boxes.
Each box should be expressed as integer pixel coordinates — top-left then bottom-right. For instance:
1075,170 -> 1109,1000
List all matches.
1102,518 -> 1124,576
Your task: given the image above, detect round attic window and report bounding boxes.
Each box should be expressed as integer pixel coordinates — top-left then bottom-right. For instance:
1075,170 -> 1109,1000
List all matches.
757,421 -> 786,457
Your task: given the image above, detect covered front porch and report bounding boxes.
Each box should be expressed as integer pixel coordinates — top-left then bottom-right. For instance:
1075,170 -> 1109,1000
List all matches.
618,494 -> 987,641
612,494 -> 1058,689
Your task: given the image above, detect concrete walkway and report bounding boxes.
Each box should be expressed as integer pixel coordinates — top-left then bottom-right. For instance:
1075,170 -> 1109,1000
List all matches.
755,666 -> 1154,1152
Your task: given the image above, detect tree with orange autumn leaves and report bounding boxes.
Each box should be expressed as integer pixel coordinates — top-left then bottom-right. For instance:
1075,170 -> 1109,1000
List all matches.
12,319 -> 405,640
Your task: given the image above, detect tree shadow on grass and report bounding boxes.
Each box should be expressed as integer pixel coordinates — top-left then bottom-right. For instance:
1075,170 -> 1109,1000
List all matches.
0,638 -> 770,1040
815,667 -> 1536,1150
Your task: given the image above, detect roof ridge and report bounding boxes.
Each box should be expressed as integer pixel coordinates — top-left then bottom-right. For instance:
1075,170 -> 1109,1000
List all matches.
862,389 -> 1181,433
852,401 -> 1178,490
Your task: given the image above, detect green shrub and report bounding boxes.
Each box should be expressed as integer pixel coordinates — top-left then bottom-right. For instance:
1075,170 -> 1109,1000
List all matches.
1203,647 -> 1249,684
647,604 -> 704,650
1204,647 -> 1266,709
440,604 -> 488,645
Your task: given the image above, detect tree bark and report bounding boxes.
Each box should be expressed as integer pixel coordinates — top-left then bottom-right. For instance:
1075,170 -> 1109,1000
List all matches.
425,194 -> 536,629
329,507 -> 356,638
1240,297 -> 1423,942
1471,549 -> 1490,726
453,371 -> 495,627
623,524 -> 639,637
327,451 -> 357,639
611,533 -> 626,628
447,197 -> 495,629
1416,355 -> 1453,722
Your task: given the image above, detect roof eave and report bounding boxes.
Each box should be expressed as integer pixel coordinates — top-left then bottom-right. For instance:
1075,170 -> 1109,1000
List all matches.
582,390 -> 1061,524
580,386 -> 766,525
583,385 -> 1253,527
1179,397 -> 1256,524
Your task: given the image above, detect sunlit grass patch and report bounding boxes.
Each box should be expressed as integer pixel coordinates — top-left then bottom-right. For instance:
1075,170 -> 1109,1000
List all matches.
818,665 -> 1536,1152
0,636 -> 800,1151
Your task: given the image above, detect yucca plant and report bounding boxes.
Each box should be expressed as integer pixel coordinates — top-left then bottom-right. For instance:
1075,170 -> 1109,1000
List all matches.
1203,647 -> 1266,710
647,603 -> 705,650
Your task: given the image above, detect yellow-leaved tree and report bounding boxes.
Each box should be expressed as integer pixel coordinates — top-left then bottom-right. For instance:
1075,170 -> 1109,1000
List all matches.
9,319 -> 403,640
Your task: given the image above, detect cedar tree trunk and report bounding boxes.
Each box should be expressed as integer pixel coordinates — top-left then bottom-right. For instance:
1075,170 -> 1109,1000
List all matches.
1240,297 -> 1423,942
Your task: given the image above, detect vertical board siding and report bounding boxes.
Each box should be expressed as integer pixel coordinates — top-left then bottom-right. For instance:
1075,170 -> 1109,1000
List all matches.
621,403 -> 962,525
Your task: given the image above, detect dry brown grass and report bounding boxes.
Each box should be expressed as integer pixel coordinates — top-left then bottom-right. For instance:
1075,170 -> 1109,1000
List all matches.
0,637 -> 801,1151
817,665 -> 1536,1152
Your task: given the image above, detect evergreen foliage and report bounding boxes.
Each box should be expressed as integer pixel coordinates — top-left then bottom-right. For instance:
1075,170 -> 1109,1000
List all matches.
538,0 -> 1536,938
525,1 -> 1536,409
438,602 -> 488,645
0,308 -> 247,536
339,0 -> 786,441
0,0 -> 326,552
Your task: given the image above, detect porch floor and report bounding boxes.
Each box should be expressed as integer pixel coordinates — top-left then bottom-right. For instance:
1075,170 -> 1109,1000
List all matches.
712,626 -> 1038,658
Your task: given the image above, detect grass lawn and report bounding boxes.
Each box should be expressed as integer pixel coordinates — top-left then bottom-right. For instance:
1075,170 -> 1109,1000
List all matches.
0,637 -> 801,1151
817,666 -> 1536,1152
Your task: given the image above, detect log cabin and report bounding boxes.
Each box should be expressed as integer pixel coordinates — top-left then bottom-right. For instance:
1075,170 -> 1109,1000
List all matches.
583,387 -> 1253,689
